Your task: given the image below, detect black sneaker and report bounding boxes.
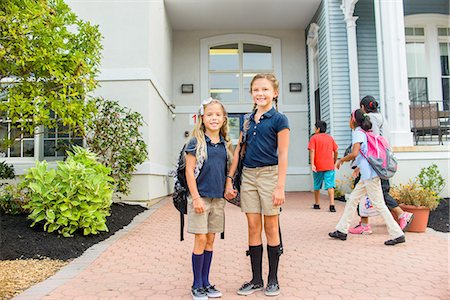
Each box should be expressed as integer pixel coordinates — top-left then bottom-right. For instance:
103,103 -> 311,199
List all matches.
328,230 -> 347,240
264,282 -> 280,296
191,287 -> 208,300
237,281 -> 264,296
313,204 -> 320,209
204,285 -> 222,298
329,205 -> 336,212
384,235 -> 406,246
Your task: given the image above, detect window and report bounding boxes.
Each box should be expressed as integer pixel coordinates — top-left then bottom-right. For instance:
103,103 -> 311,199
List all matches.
0,121 -> 35,158
405,27 -> 428,103
208,42 -> 273,103
43,112 -> 83,158
439,29 -> 450,110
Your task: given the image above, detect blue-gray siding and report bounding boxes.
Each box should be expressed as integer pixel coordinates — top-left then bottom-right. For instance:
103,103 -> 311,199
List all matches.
355,0 -> 380,103
403,0 -> 449,16
328,0 -> 352,155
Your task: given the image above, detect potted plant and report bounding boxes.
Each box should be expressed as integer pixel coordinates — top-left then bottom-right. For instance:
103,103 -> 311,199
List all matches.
391,164 -> 445,232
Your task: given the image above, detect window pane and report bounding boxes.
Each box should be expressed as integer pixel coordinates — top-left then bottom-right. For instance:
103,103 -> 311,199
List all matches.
243,73 -> 258,102
414,28 -> 424,36
44,140 -> 56,157
228,115 -> 240,144
438,28 -> 449,36
405,27 -> 413,36
0,123 -> 7,140
209,73 -> 239,102
56,140 -> 69,157
57,123 -> 69,138
10,143 -> 20,157
408,78 -> 428,102
440,43 -> 449,76
209,44 -> 239,71
442,78 -> 449,111
23,140 -> 34,157
243,44 -> 272,70
406,43 -> 426,77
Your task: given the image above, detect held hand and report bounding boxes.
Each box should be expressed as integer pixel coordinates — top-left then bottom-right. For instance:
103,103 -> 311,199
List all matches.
224,181 -> 238,200
311,165 -> 317,172
272,186 -> 285,206
193,198 -> 205,214
335,159 -> 343,170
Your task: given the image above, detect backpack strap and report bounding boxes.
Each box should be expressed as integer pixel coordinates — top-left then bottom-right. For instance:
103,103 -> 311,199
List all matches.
180,210 -> 185,241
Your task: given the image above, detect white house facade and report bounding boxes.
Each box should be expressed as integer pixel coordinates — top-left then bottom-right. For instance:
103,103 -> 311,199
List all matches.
3,0 -> 449,200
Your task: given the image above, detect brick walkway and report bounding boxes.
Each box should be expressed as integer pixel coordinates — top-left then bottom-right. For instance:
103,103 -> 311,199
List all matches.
15,192 -> 449,299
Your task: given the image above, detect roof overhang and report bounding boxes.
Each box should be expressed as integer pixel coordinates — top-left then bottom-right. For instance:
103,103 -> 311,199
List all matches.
164,0 -> 322,31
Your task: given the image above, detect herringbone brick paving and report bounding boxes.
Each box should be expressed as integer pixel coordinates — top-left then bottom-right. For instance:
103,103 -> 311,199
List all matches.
16,192 -> 449,299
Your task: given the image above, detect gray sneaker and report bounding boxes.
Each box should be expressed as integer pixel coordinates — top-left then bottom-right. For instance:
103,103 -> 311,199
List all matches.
204,285 -> 222,298
237,281 -> 264,296
191,287 -> 208,300
264,282 -> 280,296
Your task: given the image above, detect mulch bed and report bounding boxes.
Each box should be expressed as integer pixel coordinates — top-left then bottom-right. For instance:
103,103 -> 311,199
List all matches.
428,197 -> 449,233
0,203 -> 147,260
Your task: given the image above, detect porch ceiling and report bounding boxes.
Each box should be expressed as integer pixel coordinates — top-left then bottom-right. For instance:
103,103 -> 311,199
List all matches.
164,0 -> 322,30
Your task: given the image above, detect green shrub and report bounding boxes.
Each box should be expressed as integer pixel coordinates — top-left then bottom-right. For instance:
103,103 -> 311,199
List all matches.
86,98 -> 148,196
417,163 -> 445,195
0,161 -> 15,179
391,180 -> 440,210
0,184 -> 28,215
22,146 -> 114,237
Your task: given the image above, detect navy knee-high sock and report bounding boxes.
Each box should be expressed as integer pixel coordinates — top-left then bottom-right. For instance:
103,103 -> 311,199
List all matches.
249,245 -> 263,284
267,244 -> 281,284
192,253 -> 204,289
202,250 -> 213,287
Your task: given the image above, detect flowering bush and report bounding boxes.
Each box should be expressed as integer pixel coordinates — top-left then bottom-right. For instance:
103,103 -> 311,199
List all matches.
86,98 -> 148,196
391,180 -> 440,210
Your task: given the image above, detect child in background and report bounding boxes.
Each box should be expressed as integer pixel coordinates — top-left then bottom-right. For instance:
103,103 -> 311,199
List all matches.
308,120 -> 339,212
348,96 -> 413,234
225,73 -> 290,296
329,109 -> 406,246
185,98 -> 233,300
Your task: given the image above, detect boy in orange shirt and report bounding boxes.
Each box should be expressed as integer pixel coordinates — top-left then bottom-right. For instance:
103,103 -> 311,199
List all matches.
308,121 -> 339,212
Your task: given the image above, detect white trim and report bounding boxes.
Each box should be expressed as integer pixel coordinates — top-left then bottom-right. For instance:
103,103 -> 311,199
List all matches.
97,68 -> 174,113
287,167 -> 311,175
200,34 -> 282,104
135,161 -> 172,176
307,23 -> 320,131
374,0 -> 386,118
174,104 -> 308,114
341,0 -> 360,110
395,151 -> 450,160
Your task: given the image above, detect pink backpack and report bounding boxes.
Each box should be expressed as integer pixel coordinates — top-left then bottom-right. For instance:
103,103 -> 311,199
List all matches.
360,131 -> 398,179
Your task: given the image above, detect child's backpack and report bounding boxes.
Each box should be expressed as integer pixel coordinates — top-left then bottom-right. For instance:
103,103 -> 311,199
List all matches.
171,142 -> 206,241
360,131 -> 398,180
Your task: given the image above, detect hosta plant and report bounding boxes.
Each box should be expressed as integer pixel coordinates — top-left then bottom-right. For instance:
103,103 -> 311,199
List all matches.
22,146 -> 114,237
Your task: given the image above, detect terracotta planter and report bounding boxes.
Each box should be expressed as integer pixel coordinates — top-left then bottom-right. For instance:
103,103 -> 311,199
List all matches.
399,204 -> 431,233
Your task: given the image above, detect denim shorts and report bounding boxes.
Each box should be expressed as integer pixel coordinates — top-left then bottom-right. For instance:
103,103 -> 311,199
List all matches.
313,170 -> 335,190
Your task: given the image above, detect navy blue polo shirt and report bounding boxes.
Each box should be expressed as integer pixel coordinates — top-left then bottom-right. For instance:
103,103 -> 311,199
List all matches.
241,107 -> 289,168
185,135 -> 227,198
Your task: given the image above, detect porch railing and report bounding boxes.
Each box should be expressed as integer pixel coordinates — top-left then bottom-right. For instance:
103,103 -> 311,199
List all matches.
409,100 -> 449,145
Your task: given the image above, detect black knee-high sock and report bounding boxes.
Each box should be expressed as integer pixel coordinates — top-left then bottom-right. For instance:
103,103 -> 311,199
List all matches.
249,245 -> 263,284
267,244 -> 281,284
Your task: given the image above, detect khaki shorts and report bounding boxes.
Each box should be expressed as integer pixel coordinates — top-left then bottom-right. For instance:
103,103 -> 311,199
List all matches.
187,196 -> 226,234
240,165 -> 281,216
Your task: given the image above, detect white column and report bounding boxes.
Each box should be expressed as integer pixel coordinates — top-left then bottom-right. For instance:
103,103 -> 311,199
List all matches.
341,0 -> 360,110
375,0 -> 413,146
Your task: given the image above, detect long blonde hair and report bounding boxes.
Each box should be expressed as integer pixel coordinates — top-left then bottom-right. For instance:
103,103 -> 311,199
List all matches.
244,73 -> 280,132
189,99 -> 233,162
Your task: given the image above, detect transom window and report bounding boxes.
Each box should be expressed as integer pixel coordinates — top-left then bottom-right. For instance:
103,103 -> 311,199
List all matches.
208,42 -> 273,103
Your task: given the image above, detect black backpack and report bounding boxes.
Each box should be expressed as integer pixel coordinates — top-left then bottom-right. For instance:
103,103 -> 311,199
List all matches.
172,144 -> 189,240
